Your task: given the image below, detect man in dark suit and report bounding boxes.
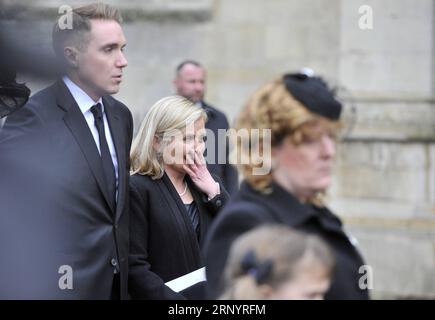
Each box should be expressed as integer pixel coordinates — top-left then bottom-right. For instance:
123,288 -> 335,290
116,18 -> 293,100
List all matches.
174,60 -> 239,196
0,3 -> 133,299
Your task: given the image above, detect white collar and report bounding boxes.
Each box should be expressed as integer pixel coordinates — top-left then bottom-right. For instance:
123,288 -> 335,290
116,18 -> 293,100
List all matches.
62,76 -> 103,114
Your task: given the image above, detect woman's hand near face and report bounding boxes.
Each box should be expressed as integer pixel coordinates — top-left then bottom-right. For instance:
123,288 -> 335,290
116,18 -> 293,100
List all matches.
183,149 -> 219,199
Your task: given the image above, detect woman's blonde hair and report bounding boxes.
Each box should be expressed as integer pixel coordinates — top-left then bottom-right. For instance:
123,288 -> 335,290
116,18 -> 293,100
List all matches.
219,225 -> 335,300
234,78 -> 341,194
130,95 -> 207,179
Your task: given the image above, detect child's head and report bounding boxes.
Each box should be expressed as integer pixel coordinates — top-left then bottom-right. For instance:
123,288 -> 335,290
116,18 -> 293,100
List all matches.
220,225 -> 335,300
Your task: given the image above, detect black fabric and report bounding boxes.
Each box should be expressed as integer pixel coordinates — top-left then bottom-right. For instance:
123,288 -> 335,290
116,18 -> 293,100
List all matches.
204,180 -> 370,300
91,103 -> 116,210
0,81 -> 31,119
185,201 -> 200,241
0,80 -> 133,299
179,281 -> 207,300
283,73 -> 342,120
128,173 -> 229,300
110,273 -> 121,300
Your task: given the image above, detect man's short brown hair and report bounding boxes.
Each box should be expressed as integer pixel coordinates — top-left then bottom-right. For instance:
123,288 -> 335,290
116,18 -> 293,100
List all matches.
52,3 -> 122,60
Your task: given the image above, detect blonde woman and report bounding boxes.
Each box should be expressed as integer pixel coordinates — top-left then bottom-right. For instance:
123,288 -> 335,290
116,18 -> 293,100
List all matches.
204,72 -> 369,300
129,95 -> 229,299
220,225 -> 335,300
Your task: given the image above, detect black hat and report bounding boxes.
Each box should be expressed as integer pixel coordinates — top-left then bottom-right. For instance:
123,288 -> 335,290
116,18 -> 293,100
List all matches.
283,71 -> 342,120
0,81 -> 30,119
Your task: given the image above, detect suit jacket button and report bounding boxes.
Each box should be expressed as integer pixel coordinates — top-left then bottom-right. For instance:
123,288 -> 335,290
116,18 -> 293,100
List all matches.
111,258 -> 118,267
215,199 -> 222,207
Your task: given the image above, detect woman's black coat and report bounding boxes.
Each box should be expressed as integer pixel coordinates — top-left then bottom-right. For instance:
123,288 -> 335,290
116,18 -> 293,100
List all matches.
203,181 -> 370,300
128,172 -> 228,299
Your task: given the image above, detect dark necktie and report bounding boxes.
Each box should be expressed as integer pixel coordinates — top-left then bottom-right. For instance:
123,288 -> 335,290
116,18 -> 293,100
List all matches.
90,103 -> 116,209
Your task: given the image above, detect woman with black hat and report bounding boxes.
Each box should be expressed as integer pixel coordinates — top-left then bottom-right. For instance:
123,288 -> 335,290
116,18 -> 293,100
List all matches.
204,71 -> 369,300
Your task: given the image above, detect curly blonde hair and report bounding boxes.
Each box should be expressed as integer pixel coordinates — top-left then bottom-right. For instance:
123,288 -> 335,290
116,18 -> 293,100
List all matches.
234,78 -> 341,195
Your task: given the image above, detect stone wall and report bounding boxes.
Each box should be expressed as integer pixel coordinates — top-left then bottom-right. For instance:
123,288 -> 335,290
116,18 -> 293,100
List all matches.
331,0 -> 435,298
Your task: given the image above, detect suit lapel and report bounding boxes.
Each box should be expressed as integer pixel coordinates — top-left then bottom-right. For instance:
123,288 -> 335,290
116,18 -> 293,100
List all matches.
103,96 -> 126,223
56,81 -> 115,215
158,174 -> 201,264
160,174 -> 192,228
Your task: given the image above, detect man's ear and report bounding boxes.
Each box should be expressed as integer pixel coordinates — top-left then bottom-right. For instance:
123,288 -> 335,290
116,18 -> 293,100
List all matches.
63,46 -> 79,69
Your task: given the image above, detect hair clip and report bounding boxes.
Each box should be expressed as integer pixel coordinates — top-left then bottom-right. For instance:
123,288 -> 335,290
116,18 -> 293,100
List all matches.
240,250 -> 273,285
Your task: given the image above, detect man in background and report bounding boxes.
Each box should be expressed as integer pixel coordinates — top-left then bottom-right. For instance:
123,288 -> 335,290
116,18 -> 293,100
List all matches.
174,60 -> 238,196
